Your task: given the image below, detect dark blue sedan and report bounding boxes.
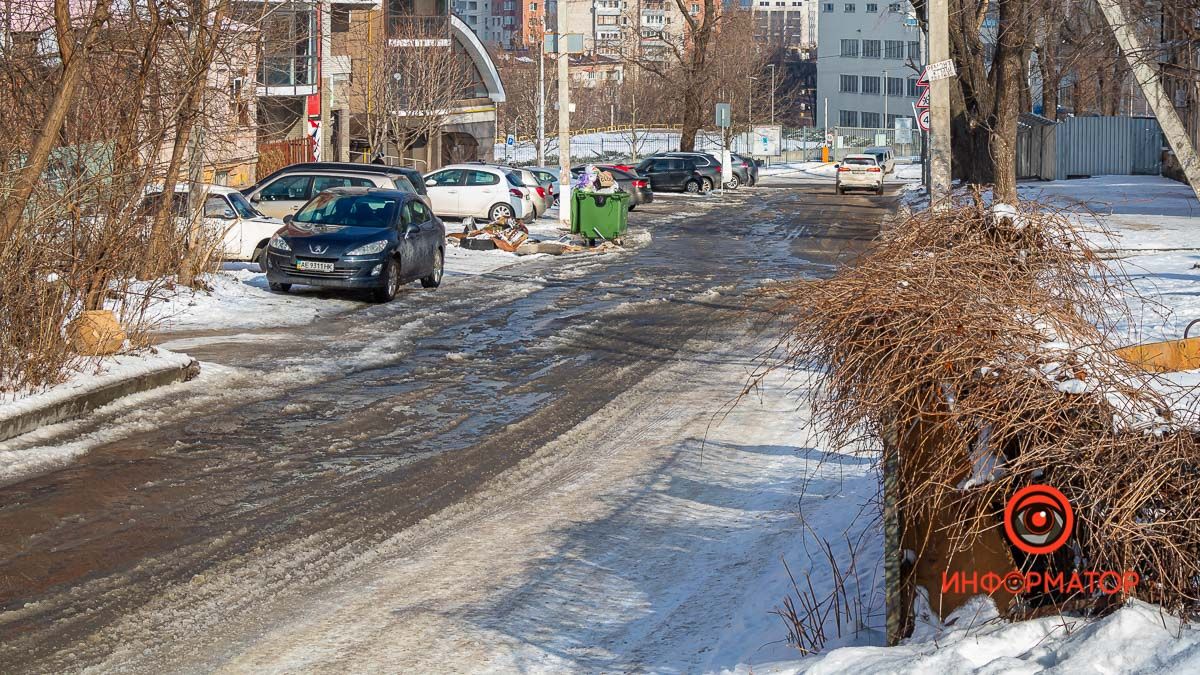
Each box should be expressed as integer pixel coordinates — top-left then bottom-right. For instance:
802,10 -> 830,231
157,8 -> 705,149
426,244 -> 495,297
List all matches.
264,188 -> 446,302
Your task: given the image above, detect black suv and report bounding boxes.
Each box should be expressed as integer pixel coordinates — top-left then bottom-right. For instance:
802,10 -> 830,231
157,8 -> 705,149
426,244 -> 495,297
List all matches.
635,156 -> 705,193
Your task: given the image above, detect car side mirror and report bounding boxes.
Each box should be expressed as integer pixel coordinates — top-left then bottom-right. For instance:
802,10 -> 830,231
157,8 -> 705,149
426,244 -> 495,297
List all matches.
404,223 -> 420,237
425,179 -> 437,187
833,164 -> 841,169
223,208 -> 237,220
249,194 -> 261,203
282,214 -> 293,225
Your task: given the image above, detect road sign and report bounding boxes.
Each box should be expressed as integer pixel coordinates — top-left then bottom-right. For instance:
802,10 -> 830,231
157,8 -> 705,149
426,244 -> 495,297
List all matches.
895,117 -> 914,144
916,87 -> 930,108
505,134 -> 515,147
715,103 -> 731,128
916,109 -> 931,132
925,59 -> 957,82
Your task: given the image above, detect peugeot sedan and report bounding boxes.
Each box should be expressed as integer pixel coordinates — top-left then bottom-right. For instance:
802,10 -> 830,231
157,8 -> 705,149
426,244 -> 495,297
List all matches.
263,188 -> 445,302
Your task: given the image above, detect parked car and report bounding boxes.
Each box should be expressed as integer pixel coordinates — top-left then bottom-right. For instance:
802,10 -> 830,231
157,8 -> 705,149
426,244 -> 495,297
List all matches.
243,163 -> 423,220
570,164 -> 654,210
635,156 -> 705,193
507,167 -> 550,217
526,166 -> 561,204
864,146 -> 896,174
140,184 -> 283,266
263,188 -> 445,302
422,164 -> 533,221
835,154 -> 885,195
655,152 -> 724,191
731,152 -> 759,186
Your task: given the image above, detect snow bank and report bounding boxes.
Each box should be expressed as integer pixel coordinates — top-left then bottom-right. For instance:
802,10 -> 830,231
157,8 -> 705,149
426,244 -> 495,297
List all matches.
747,599 -> 1200,675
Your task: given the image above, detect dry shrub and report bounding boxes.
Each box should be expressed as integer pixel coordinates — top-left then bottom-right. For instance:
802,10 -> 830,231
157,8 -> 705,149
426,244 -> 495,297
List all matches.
763,194 -> 1200,619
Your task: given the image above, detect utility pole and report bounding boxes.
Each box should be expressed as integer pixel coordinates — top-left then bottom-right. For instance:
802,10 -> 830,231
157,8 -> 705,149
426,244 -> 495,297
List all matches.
537,33 -> 546,166
749,76 -> 756,155
556,5 -> 571,226
1096,0 -> 1200,201
928,0 -> 952,203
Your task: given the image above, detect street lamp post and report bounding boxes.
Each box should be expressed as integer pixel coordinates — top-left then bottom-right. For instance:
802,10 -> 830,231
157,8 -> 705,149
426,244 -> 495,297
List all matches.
766,63 -> 776,125
748,75 -> 757,154
882,69 -> 888,133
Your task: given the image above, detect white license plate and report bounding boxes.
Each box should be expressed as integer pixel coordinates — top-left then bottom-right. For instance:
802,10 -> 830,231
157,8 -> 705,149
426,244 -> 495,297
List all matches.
852,168 -> 866,174
297,260 -> 335,272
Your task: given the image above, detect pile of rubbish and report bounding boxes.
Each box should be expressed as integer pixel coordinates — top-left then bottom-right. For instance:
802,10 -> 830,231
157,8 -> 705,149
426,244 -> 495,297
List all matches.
447,213 -> 623,256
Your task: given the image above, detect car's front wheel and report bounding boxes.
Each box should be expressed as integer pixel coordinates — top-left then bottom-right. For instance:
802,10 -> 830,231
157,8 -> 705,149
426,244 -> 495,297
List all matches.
685,180 -> 701,194
421,248 -> 444,289
726,175 -> 740,190
371,258 -> 401,303
489,203 -> 514,221
255,246 -> 268,273
269,281 -> 291,293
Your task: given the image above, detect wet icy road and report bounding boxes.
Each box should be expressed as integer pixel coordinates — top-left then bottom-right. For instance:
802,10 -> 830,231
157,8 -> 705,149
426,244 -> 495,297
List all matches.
0,175 -> 896,671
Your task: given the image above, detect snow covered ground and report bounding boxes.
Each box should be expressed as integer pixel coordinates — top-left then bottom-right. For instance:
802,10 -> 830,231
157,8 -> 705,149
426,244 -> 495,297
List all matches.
0,348 -> 193,481
136,213 -> 579,335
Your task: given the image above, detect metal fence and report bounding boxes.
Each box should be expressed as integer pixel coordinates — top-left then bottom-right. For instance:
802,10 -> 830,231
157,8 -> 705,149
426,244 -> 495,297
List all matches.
1014,115 -> 1163,181
827,127 -> 924,162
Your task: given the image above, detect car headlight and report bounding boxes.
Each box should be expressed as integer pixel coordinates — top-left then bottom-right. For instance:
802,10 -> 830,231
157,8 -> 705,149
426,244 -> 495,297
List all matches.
269,234 -> 291,251
346,240 -> 388,256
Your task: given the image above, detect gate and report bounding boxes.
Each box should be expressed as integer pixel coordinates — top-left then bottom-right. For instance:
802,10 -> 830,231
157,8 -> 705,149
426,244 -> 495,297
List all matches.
257,138 -> 313,178
1054,116 -> 1162,179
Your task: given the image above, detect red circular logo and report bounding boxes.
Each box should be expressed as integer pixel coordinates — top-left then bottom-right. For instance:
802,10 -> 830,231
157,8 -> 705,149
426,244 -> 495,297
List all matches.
1004,485 -> 1074,555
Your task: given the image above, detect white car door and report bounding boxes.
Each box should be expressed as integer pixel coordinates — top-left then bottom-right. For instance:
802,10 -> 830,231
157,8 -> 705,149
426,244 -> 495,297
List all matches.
462,169 -> 503,218
202,195 -> 243,259
423,169 -> 464,217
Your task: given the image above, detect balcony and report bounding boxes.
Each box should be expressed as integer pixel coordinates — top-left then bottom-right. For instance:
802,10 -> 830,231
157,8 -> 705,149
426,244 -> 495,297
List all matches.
257,54 -> 318,96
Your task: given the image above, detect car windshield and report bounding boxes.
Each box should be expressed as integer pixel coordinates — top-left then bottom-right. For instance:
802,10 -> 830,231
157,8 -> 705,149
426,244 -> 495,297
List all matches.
227,192 -> 262,219
294,193 -> 398,228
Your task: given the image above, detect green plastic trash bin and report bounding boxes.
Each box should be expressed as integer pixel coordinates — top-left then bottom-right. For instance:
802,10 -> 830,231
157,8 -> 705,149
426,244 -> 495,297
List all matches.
570,190 -> 629,244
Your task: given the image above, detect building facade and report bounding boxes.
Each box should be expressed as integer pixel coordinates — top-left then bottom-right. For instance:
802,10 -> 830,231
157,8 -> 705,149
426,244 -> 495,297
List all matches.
815,0 -> 922,130
753,0 -> 816,50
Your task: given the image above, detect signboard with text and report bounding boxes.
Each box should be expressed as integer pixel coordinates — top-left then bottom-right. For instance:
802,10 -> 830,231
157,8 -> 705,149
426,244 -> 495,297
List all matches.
752,124 -> 782,156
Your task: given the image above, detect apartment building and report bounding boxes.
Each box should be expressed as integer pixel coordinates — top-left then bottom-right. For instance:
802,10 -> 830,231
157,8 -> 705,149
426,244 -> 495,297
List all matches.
753,0 -> 817,50
815,0 -> 922,129
454,0 -> 546,48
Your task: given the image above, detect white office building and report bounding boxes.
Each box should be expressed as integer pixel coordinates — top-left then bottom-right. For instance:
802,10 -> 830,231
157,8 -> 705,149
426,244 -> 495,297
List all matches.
816,0 -> 923,129
753,0 -> 817,50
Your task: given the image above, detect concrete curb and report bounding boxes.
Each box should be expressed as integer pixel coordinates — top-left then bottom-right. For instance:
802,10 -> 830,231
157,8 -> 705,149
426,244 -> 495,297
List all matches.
0,359 -> 200,443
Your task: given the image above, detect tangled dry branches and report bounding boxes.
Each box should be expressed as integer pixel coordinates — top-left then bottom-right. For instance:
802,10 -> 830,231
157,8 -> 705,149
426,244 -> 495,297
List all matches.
763,196 -> 1200,619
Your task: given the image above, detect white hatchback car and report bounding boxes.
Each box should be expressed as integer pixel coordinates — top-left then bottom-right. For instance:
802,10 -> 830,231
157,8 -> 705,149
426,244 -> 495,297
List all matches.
835,154 -> 885,195
423,164 -> 533,221
142,184 -> 283,264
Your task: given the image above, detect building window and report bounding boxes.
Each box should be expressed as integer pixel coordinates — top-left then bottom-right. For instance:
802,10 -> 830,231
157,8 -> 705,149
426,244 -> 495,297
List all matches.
840,74 -> 859,92
908,41 -> 921,61
862,75 -> 880,94
862,39 -> 881,58
884,39 -> 904,59
844,3 -> 854,11
822,2 -> 833,11
906,78 -> 918,97
888,2 -> 900,10
530,1 -> 537,8
861,111 -> 881,128
886,76 -> 904,96
839,110 -> 859,126
840,39 -> 859,57
866,2 -> 877,10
